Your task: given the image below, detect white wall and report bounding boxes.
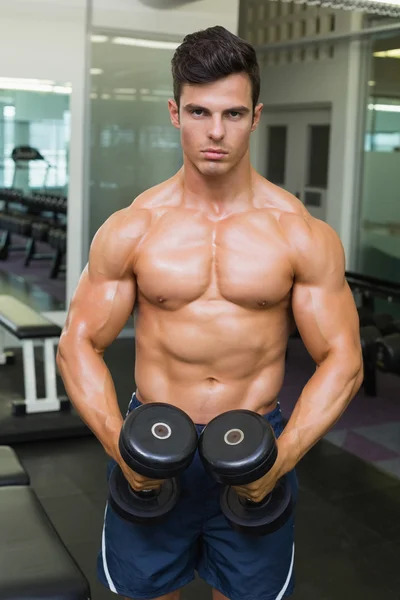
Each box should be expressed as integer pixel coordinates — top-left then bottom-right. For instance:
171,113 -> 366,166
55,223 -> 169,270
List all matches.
92,0 -> 239,35
252,12 -> 366,263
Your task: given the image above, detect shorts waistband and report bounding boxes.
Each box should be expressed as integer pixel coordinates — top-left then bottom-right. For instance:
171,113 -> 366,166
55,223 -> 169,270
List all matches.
126,392 -> 284,437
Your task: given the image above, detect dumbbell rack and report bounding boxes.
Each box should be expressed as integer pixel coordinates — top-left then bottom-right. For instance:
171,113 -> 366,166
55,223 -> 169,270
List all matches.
347,271 -> 400,397
0,188 -> 67,279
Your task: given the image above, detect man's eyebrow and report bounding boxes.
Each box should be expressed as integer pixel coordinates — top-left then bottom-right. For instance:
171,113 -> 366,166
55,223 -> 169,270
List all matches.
183,103 -> 251,113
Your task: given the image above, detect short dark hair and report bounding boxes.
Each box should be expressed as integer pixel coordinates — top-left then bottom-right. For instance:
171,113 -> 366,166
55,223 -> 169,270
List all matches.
171,26 -> 260,111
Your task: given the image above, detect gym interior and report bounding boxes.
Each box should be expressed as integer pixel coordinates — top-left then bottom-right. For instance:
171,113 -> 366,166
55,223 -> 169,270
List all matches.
1,0 -> 400,599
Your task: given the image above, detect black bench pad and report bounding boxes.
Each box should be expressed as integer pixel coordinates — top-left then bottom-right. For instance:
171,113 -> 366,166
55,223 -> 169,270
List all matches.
0,295 -> 62,339
0,486 -> 91,599
0,446 -> 29,486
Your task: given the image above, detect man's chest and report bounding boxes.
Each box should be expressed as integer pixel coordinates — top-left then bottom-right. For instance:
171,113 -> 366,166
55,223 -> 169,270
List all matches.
134,210 -> 294,309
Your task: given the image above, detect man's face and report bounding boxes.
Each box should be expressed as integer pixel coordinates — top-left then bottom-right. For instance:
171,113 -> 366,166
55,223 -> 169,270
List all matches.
168,73 -> 263,177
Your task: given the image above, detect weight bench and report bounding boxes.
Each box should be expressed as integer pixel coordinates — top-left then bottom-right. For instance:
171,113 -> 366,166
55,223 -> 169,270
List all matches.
0,445 -> 29,486
0,295 -> 70,415
0,449 -> 91,599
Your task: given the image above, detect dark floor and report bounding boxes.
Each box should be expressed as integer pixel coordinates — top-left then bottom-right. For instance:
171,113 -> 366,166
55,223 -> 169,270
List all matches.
7,338 -> 400,600
14,429 -> 400,600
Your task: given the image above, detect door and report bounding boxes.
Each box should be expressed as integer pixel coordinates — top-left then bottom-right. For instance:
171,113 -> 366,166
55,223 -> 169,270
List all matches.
263,108 -> 331,220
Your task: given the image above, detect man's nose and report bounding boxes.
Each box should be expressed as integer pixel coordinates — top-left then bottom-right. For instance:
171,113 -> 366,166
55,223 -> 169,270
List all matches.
208,115 -> 225,141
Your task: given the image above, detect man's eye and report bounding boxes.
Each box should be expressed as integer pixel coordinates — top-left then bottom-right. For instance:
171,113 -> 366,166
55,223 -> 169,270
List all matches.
229,111 -> 241,118
192,109 -> 204,116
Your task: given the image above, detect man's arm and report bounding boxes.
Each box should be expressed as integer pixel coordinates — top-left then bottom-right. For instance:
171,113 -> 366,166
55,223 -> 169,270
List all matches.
56,207 -> 149,462
278,213 -> 363,473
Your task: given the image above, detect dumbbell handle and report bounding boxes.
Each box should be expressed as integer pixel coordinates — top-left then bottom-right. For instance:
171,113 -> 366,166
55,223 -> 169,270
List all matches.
243,492 -> 273,508
129,485 -> 161,500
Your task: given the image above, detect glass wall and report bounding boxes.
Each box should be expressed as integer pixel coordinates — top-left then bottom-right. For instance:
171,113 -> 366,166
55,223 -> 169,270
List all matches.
0,80 -> 70,311
356,36 -> 400,284
88,33 -> 183,242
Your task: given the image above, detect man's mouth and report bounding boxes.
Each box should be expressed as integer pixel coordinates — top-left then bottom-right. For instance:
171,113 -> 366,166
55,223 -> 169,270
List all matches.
202,149 -> 228,160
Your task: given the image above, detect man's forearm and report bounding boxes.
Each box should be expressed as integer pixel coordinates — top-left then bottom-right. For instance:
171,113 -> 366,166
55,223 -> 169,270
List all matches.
277,352 -> 363,474
57,337 -> 124,462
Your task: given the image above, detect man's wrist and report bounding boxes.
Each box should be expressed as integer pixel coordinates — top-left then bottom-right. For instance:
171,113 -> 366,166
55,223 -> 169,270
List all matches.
276,436 -> 298,476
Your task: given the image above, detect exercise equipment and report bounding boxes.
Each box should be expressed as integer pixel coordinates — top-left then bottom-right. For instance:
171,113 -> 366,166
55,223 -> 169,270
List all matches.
376,333 -> 400,375
360,325 -> 381,397
109,402 -> 198,524
0,456 -> 90,599
0,295 -> 69,415
198,410 -> 293,536
0,446 -> 29,486
11,146 -> 53,191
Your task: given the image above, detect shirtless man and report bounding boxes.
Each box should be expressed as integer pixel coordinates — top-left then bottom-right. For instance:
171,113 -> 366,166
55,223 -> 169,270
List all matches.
57,25 -> 363,600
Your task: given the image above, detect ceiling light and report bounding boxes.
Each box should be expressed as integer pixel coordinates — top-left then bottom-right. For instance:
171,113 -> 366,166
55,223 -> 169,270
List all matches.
370,0 -> 400,5
0,77 -> 71,94
91,35 -> 109,43
112,37 -> 180,50
368,103 -> 400,112
151,89 -> 173,97
3,105 -> 15,118
0,82 -> 54,92
0,77 -> 55,86
53,86 -> 72,95
374,49 -> 400,58
91,68 -> 103,76
114,88 -> 137,94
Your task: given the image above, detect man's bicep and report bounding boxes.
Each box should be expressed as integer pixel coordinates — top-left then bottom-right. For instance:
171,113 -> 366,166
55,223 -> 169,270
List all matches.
289,218 -> 361,366
62,213 -> 138,352
292,278 -> 360,366
64,265 -> 136,352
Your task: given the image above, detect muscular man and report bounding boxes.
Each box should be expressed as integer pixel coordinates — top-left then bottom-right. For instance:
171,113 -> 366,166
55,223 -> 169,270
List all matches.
57,26 -> 363,600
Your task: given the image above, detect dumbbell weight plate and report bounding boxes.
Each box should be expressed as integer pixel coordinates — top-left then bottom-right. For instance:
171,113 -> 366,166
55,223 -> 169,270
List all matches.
221,475 -> 293,536
198,410 -> 293,536
376,333 -> 400,374
360,325 -> 380,362
109,464 -> 180,524
109,403 -> 197,524
198,410 -> 278,485
119,402 -> 198,479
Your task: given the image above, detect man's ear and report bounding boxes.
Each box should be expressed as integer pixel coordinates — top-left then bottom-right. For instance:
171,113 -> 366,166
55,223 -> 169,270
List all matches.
251,103 -> 264,132
168,99 -> 180,129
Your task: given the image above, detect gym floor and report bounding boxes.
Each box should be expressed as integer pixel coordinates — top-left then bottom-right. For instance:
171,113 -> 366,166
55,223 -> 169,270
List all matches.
9,338 -> 400,600
14,417 -> 400,600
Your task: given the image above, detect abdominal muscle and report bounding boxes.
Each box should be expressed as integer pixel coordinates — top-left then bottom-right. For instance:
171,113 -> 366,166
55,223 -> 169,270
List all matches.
133,300 -> 290,425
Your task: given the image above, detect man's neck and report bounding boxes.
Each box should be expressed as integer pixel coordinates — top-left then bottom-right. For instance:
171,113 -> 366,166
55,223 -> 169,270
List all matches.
180,157 -> 255,218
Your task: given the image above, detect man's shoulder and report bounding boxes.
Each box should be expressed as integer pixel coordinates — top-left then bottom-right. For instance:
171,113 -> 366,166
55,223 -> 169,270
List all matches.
253,177 -> 343,270
131,176 -> 181,212
102,176 -> 181,235
254,176 -> 308,220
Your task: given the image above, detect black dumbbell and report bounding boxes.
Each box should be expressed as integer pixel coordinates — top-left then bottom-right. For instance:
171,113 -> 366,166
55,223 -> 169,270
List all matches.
109,402 -> 198,524
376,334 -> 400,375
198,410 -> 293,536
360,325 -> 381,356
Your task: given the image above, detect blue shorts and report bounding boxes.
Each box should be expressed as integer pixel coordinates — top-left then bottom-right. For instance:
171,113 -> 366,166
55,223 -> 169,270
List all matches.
97,394 -> 298,600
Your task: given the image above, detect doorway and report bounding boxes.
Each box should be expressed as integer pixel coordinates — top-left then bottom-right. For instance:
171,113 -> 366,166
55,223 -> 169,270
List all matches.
264,107 -> 331,221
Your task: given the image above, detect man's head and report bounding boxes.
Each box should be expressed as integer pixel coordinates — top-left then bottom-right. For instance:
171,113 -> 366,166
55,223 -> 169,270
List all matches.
169,26 -> 263,177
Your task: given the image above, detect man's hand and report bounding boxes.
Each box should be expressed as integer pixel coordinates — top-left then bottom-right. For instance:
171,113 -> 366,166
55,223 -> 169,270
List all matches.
233,461 -> 283,504
119,461 -> 166,493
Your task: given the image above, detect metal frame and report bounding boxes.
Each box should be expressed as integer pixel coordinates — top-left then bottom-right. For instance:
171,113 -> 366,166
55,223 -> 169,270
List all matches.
0,328 -> 6,365
1,333 -> 66,415
254,20 -> 400,53
348,37 -> 373,271
21,338 -> 63,414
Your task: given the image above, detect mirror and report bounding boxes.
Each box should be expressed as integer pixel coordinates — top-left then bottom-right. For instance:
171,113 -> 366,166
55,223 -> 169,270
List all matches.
0,78 -> 70,312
